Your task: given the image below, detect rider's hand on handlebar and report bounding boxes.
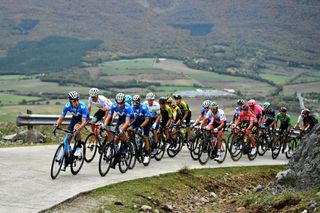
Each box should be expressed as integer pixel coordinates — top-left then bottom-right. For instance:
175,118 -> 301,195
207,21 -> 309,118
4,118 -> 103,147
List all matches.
73,129 -> 80,136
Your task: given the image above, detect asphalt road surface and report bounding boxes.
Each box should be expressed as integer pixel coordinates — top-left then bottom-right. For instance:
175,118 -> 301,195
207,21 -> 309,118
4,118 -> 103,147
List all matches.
0,145 -> 288,212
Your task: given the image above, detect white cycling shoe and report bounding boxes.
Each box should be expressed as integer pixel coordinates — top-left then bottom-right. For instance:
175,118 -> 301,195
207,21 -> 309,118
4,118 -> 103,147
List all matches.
250,147 -> 257,155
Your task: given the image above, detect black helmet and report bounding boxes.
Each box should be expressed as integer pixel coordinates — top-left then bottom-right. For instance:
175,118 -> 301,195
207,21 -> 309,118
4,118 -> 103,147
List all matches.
159,97 -> 167,105
173,94 -> 182,100
237,99 -> 245,105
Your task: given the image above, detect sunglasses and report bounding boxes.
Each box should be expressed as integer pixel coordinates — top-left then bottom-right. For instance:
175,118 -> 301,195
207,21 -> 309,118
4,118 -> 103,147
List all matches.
71,100 -> 78,103
134,101 -> 140,104
116,102 -> 124,105
204,107 -> 209,110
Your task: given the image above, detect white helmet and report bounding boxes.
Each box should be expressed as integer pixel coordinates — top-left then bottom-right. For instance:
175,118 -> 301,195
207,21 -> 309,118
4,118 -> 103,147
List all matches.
68,91 -> 79,100
202,100 -> 211,108
115,93 -> 125,103
146,92 -> 155,100
89,88 -> 99,97
132,95 -> 141,102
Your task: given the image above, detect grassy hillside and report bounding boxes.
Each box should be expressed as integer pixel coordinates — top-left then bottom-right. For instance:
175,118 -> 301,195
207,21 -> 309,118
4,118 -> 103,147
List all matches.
0,0 -> 319,76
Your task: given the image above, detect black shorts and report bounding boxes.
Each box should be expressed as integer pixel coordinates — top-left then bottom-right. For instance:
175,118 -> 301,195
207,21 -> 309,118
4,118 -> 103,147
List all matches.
93,109 -> 106,122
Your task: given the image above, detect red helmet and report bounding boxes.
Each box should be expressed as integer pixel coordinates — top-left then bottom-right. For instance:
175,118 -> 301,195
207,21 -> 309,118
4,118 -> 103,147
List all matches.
248,99 -> 255,107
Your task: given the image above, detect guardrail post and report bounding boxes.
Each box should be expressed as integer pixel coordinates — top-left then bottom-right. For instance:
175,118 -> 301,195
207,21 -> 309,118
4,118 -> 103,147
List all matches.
27,109 -> 33,130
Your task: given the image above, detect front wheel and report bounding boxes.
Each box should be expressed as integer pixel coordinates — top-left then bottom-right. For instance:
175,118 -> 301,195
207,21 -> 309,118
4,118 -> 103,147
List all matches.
84,133 -> 98,163
257,136 -> 268,156
198,140 -> 210,165
286,138 -> 298,159
50,143 -> 65,180
271,138 -> 281,159
229,135 -> 243,161
70,142 -> 85,175
98,143 -> 114,177
154,135 -> 166,161
216,139 -> 227,164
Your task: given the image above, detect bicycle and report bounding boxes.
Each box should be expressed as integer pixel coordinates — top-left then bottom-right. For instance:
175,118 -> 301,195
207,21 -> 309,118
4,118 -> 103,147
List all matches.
50,127 -> 85,179
255,125 -> 273,156
166,124 -> 184,158
228,127 -> 258,161
98,128 -> 135,176
84,122 -> 106,163
285,129 -> 301,159
198,129 -> 227,165
271,129 -> 290,159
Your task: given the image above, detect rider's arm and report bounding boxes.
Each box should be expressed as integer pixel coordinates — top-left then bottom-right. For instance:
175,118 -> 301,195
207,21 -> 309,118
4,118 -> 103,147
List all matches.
55,115 -> 65,127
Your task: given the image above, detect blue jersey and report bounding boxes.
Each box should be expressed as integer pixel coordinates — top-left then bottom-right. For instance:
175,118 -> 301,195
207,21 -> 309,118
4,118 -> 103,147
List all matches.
131,103 -> 150,120
233,106 -> 241,121
61,101 -> 88,118
200,107 -> 206,116
109,102 -> 132,119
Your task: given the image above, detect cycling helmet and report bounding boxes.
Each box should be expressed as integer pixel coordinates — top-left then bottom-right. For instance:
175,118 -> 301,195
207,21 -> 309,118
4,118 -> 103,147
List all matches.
202,100 -> 212,108
242,104 -> 249,111
237,99 -> 245,105
132,95 -> 141,102
280,106 -> 287,112
68,91 -> 79,100
125,95 -> 132,104
173,94 -> 182,100
115,93 -> 125,103
146,92 -> 155,100
263,102 -> 271,110
159,97 -> 167,105
89,88 -> 99,97
303,108 -> 310,115
167,97 -> 173,103
210,102 -> 218,109
248,99 -> 255,107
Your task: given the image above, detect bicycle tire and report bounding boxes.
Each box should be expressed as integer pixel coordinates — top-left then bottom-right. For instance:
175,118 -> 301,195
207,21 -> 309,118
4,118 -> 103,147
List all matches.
70,141 -> 85,175
190,136 -> 201,161
154,135 -> 166,161
257,135 -> 268,156
167,132 -> 183,158
119,143 -> 132,173
285,138 -> 297,159
98,143 -> 113,176
271,138 -> 281,159
217,139 -> 228,164
198,140 -> 210,165
84,133 -> 98,163
229,135 -> 243,161
128,140 -> 137,169
50,143 -> 64,180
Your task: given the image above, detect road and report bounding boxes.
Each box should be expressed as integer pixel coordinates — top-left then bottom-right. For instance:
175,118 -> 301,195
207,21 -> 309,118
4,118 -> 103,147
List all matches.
0,145 -> 288,213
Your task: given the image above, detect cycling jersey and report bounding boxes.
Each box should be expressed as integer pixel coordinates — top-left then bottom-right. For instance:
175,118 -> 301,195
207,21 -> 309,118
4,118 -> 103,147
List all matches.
109,102 -> 132,119
206,109 -> 227,128
303,115 -> 318,128
171,105 -> 182,123
143,101 -> 160,118
233,106 -> 241,122
160,105 -> 173,126
88,95 -> 112,111
131,103 -> 150,120
250,105 -> 263,119
262,108 -> 275,127
61,101 -> 88,118
177,101 -> 191,114
276,113 -> 291,125
237,111 -> 257,124
200,107 -> 207,116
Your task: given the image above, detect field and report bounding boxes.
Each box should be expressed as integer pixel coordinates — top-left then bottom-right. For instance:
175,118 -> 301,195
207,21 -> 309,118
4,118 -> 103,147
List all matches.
0,93 -> 42,105
259,73 -> 291,85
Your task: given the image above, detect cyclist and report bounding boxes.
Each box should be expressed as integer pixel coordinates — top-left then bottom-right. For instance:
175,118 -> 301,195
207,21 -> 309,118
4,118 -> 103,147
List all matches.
87,88 -> 112,133
159,97 -> 173,146
261,102 -> 276,128
248,99 -> 263,125
173,94 -> 192,141
272,106 -> 291,153
233,104 -> 258,155
54,91 -> 88,169
167,96 -> 183,147
128,95 -> 151,164
293,110 -> 305,130
232,99 -> 245,123
144,92 -> 161,154
104,93 -> 132,168
300,108 -> 318,133
203,102 -> 227,161
191,100 -> 211,128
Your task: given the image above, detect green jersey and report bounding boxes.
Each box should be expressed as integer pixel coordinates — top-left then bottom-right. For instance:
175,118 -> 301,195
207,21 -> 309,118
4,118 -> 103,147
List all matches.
276,113 -> 291,126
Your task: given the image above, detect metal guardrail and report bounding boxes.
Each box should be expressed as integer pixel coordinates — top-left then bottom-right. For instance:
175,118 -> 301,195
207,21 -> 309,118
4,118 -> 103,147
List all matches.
16,113 -> 79,127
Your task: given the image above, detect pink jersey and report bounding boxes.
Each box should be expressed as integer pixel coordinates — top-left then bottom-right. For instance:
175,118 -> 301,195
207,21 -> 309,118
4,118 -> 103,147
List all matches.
237,111 -> 257,124
250,105 -> 263,118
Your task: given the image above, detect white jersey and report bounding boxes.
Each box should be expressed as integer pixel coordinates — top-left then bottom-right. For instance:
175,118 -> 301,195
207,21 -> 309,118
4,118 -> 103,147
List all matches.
88,95 -> 112,111
143,101 -> 160,118
205,109 -> 227,124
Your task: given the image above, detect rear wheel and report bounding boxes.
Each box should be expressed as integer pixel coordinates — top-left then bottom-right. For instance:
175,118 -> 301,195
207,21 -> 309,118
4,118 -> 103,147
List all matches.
70,141 -> 85,175
257,135 -> 268,156
216,139 -> 227,164
84,133 -> 98,163
271,138 -> 281,159
50,143 -> 64,180
190,136 -> 201,161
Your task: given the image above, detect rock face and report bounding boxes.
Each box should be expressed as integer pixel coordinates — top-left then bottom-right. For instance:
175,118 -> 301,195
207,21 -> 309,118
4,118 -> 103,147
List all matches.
283,124 -> 320,190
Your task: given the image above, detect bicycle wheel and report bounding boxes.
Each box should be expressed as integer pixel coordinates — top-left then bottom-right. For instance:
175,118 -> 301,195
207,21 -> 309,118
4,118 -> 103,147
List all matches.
84,133 -> 98,163
128,140 -> 137,169
98,143 -> 113,176
190,136 -> 201,161
155,135 -> 166,161
50,143 -> 65,179
119,143 -> 132,173
271,138 -> 281,159
198,140 -> 210,165
257,135 -> 268,156
285,138 -> 297,159
229,135 -> 243,161
70,141 -> 85,175
167,132 -> 183,158
217,139 -> 228,164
